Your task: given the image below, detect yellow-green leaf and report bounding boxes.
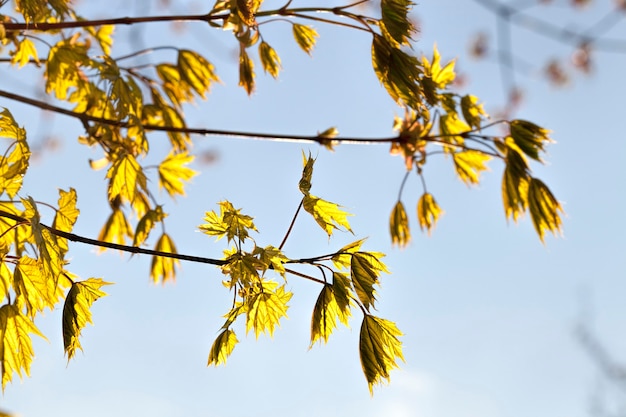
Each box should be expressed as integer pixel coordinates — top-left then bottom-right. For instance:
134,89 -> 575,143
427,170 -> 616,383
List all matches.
199,201 -> 257,243
62,278 -> 111,361
106,153 -> 147,204
253,245 -> 288,278
303,195 -> 352,237
239,48 -> 255,95
460,94 -> 486,129
359,315 -> 404,394
351,252 -> 389,311
245,281 -> 292,338
97,208 -> 133,249
380,0 -> 416,47
14,256 -> 65,317
417,192 -> 443,234
11,38 -> 39,68
423,45 -> 456,89
158,151 -> 197,197
453,150 -> 491,185
331,238 -> 367,270
389,201 -> 411,247
178,50 -> 219,99
21,197 -> 63,282
0,304 -> 46,390
52,188 -> 79,255
299,151 -> 315,195
208,329 -> 238,366
509,119 -> 552,162
502,147 -> 530,222
527,177 -> 563,242
292,24 -> 318,55
133,206 -> 166,247
150,233 -> 179,283
310,285 -> 343,346
258,41 -> 281,78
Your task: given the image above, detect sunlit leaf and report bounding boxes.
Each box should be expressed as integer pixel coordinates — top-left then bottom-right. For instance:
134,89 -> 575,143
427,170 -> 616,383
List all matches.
21,197 -> 63,282
97,208 -> 133,249
303,195 -> 353,237
417,192 -> 443,234
11,38 -> 39,68
106,153 -> 147,204
351,252 -> 389,311
299,151 -> 315,195
158,151 -> 197,198
208,329 -> 238,366
239,48 -> 255,95
380,0 -> 416,47
62,278 -> 111,361
258,41 -> 281,78
52,188 -> 79,255
199,201 -> 257,243
292,24 -> 318,55
509,119 -> 552,162
460,95 -> 486,129
422,45 -> 456,89
527,177 -> 563,242
310,284 -> 345,346
133,206 -> 166,247
332,238 -> 367,269
359,315 -> 404,394
14,256 -> 64,317
0,304 -> 46,390
236,0 -> 261,25
453,150 -> 491,185
502,146 -> 530,222
150,233 -> 179,283
178,50 -> 219,99
245,281 -> 292,338
389,201 -> 411,247
253,245 -> 288,278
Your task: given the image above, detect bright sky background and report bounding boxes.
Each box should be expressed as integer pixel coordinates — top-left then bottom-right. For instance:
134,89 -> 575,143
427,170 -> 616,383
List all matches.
2,0 -> 626,416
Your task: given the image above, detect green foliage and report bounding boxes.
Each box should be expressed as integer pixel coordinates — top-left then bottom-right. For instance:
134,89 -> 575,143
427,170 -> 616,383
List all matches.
0,0 -> 565,396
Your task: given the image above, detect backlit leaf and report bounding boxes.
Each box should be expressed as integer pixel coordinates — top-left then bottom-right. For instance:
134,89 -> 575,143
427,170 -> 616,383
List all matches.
133,206 -> 166,247
253,245 -> 288,278
389,201 -> 411,247
303,195 -> 353,237
245,281 -> 292,338
62,278 -> 111,361
453,150 -> 491,185
258,41 -> 281,78
332,238 -> 367,269
52,188 -> 79,255
14,256 -> 64,317
21,197 -> 63,282
351,252 -> 389,311
11,38 -> 39,68
527,177 -> 563,242
380,0 -> 416,47
299,151 -> 315,195
417,192 -> 443,234
199,201 -> 257,243
150,233 -> 179,283
239,48 -> 255,95
460,95 -> 486,129
332,272 -> 353,323
97,208 -> 133,249
310,285 -> 343,346
208,329 -> 238,366
178,50 -> 219,99
292,24 -> 318,55
509,119 -> 552,162
359,315 -> 404,394
502,146 -> 530,222
158,151 -> 197,198
106,153 -> 147,204
0,304 -> 46,390
422,45 -> 456,89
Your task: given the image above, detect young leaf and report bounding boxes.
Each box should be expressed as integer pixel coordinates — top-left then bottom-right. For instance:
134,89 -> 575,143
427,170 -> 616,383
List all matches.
417,192 -> 443,234
52,188 -> 79,255
310,284 -> 346,346
208,329 -> 239,366
380,0 -> 416,47
453,150 -> 491,185
97,208 -> 133,248
62,278 -> 111,361
509,119 -> 552,162
303,195 -> 353,237
245,281 -> 292,338
0,304 -> 46,391
106,153 -> 147,204
371,35 -> 422,109
239,48 -> 255,95
351,252 -> 389,311
359,315 -> 404,394
460,94 -> 486,129
527,177 -> 563,242
14,256 -> 64,317
389,201 -> 411,247
331,238 -> 367,270
158,151 -> 197,198
133,206 -> 166,247
258,41 -> 281,78
11,38 -> 39,68
292,24 -> 318,55
299,151 -> 315,195
332,272 -> 353,323
177,50 -> 219,99
199,201 -> 257,243
236,0 -> 261,26
422,45 -> 456,89
502,148 -> 530,222
150,233 -> 179,283
253,245 -> 288,278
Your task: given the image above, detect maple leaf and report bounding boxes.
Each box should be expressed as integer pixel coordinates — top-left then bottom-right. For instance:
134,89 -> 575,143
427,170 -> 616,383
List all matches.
158,151 -> 197,198
208,329 -> 238,366
359,315 -> 404,394
351,252 -> 389,311
303,195 -> 353,237
106,153 -> 147,204
0,304 -> 46,390
150,233 -> 179,283
245,281 -> 292,339
62,278 -> 111,361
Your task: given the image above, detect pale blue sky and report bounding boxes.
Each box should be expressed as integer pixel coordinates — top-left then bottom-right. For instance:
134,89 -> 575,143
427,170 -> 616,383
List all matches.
2,1 -> 626,416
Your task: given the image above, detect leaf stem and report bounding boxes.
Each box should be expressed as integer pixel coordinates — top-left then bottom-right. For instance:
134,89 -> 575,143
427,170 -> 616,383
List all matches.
279,199 -> 303,250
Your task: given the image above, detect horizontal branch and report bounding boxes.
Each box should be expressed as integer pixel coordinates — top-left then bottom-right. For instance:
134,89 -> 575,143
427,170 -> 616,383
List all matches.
0,209 -> 227,266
